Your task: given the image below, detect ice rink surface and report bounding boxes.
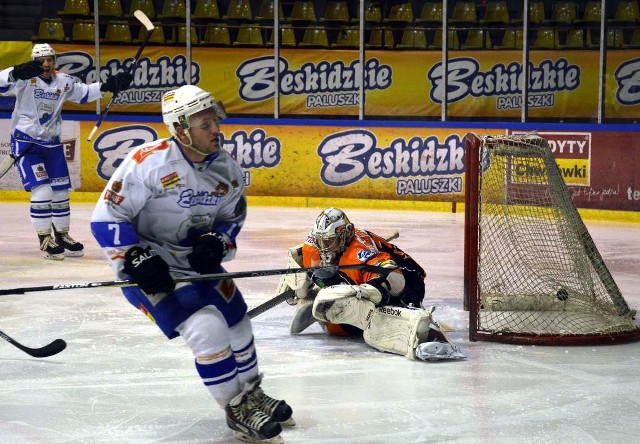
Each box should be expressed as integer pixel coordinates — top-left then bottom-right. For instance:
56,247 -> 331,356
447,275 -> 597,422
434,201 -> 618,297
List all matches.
0,203 -> 639,444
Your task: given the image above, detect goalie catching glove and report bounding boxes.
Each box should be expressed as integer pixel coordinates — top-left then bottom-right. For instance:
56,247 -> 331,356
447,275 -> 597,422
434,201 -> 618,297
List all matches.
123,246 -> 175,295
100,71 -> 133,94
187,230 -> 228,274
11,60 -> 44,81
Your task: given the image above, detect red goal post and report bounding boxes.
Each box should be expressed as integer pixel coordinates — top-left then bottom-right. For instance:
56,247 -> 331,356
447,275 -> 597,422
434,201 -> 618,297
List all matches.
463,132 -> 640,345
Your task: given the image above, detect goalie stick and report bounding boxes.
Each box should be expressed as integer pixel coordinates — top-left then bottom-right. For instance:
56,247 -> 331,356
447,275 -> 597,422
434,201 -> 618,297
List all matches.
0,329 -> 67,358
0,263 -> 394,296
87,10 -> 155,142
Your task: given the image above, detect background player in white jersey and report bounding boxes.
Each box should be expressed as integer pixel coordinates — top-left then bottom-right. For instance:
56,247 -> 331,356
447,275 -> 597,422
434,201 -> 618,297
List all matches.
91,85 -> 293,444
276,208 -> 465,361
0,43 -> 131,260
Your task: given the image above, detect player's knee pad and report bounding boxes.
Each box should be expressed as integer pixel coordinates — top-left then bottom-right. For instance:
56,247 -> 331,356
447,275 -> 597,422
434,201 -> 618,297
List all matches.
312,285 -> 379,330
30,184 -> 53,206
363,305 -> 433,359
176,305 -> 230,359
51,189 -> 70,206
229,315 -> 258,380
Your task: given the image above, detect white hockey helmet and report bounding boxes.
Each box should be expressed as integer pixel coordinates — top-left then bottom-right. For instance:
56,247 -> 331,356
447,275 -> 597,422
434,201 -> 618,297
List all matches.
161,85 -> 226,137
312,208 -> 355,263
31,43 -> 56,61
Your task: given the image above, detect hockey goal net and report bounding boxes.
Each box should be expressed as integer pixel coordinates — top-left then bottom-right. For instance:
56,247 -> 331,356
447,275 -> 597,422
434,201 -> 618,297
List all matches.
464,133 -> 640,345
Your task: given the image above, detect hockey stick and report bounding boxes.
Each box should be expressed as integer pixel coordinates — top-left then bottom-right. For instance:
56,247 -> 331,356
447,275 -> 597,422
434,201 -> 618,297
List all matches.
0,329 -> 67,358
246,231 -> 401,318
0,263 -> 393,296
0,146 -> 34,180
87,10 -> 155,142
247,289 -> 295,319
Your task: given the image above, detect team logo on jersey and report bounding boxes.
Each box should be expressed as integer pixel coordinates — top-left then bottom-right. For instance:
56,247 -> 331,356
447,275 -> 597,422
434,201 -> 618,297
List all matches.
213,182 -> 229,196
111,180 -> 122,192
106,247 -> 126,261
356,249 -> 377,262
133,140 -> 170,164
104,189 -> 125,205
32,163 -> 48,180
178,189 -> 220,208
160,172 -> 180,188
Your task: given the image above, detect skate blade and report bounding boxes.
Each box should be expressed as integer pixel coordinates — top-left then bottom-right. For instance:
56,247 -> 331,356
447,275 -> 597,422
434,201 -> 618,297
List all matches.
234,430 -> 284,443
64,250 -> 84,257
43,252 -> 65,260
279,417 -> 296,427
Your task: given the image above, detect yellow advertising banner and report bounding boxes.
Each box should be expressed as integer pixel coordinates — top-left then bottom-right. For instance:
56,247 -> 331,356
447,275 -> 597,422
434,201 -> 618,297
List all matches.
1,42 -> 639,120
606,50 -> 640,119
83,120 -> 474,201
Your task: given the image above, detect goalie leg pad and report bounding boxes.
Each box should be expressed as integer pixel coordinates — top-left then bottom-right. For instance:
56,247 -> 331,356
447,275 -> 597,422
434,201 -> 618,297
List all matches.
312,285 -> 377,330
363,306 -> 433,359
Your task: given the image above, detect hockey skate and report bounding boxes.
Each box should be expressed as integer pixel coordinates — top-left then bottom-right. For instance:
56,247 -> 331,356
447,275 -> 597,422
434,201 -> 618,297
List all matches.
226,388 -> 284,444
38,234 -> 65,260
246,374 -> 295,426
53,228 -> 84,257
415,341 -> 466,361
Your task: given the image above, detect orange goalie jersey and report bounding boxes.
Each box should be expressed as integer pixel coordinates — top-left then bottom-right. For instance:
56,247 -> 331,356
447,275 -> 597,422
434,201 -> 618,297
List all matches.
301,227 -> 427,307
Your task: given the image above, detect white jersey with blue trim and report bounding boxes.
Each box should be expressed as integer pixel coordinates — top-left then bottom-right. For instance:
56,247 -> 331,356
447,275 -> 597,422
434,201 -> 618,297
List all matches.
0,68 -> 102,144
91,137 -> 247,280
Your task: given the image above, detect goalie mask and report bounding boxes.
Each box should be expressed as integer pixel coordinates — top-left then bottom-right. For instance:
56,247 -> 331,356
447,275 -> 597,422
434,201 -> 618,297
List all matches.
31,43 -> 56,62
161,85 -> 226,139
312,208 -> 354,265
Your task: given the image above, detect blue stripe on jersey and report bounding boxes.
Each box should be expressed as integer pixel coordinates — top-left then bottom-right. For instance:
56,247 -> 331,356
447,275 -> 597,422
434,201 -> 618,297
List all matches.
79,90 -> 90,104
91,221 -> 140,248
213,222 -> 241,243
196,355 -> 239,387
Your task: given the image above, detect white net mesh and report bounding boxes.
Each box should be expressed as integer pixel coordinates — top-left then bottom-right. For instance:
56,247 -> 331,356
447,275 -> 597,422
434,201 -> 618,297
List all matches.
472,135 -> 638,341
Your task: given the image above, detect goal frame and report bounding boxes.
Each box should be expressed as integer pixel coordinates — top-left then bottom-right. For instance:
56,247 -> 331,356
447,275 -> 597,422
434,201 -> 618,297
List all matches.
463,132 -> 640,345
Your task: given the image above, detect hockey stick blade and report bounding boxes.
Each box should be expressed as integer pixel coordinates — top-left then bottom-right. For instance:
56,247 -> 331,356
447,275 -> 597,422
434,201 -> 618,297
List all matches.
0,330 -> 67,358
0,264 -> 393,296
0,154 -> 16,179
133,10 -> 154,31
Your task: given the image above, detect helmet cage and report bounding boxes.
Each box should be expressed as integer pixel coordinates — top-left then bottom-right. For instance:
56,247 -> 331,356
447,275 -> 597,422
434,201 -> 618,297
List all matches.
312,208 -> 354,263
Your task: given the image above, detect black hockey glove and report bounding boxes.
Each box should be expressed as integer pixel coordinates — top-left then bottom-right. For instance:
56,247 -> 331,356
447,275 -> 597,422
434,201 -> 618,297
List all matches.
11,60 -> 44,81
187,232 -> 228,275
123,246 -> 175,295
100,71 -> 133,94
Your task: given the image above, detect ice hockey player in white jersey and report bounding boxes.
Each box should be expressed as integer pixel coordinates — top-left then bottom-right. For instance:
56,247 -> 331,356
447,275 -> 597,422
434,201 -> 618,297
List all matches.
0,43 -> 131,260
276,208 -> 465,362
91,85 -> 293,443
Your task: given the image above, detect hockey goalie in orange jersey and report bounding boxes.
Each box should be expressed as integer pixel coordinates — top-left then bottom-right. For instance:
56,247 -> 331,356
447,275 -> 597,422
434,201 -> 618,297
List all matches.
275,208 -> 465,361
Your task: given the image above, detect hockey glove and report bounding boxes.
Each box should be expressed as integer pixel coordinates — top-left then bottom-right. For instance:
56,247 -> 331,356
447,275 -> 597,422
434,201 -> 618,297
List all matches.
100,71 -> 133,94
123,246 -> 175,295
11,60 -> 44,81
187,232 -> 228,275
